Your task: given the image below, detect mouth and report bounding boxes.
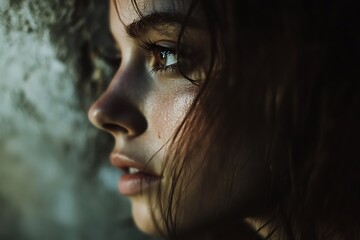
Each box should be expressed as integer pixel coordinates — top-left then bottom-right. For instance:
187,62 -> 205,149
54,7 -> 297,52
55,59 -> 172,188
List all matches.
110,153 -> 162,196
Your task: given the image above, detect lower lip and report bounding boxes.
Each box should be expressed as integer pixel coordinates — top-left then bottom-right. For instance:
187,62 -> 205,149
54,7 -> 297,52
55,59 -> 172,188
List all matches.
119,173 -> 161,196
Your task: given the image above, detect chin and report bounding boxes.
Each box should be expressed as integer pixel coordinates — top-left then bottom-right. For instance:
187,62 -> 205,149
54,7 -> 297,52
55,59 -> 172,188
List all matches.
131,197 -> 163,236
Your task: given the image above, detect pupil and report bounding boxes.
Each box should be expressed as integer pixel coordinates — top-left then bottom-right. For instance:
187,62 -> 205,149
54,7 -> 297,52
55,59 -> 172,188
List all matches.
160,51 -> 169,60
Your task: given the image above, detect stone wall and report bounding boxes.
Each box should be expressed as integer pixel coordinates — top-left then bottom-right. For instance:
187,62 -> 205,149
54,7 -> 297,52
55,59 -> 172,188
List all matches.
0,1 -> 150,239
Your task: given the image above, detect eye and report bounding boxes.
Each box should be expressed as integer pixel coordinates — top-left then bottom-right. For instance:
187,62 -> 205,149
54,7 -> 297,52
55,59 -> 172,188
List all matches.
153,49 -> 177,70
139,40 -> 203,83
139,40 -> 180,73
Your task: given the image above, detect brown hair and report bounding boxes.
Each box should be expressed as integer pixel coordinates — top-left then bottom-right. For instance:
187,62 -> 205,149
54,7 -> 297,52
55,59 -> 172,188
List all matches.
127,0 -> 360,239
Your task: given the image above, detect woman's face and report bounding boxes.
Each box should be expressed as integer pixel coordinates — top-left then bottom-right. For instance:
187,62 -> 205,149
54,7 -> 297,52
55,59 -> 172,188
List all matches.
89,0 -> 270,236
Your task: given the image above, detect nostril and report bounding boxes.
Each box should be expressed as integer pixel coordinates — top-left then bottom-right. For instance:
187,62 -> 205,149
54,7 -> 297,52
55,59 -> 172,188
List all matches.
102,123 -> 129,134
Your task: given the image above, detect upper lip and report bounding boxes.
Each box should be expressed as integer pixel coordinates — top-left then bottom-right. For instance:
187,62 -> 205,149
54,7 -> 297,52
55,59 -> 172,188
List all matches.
110,152 -> 161,177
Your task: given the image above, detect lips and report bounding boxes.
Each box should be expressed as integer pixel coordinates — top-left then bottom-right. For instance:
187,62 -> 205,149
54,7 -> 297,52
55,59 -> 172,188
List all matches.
110,153 -> 162,196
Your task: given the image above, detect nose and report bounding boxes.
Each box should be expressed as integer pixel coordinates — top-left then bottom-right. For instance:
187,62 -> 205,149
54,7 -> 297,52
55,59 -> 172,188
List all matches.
88,72 -> 148,138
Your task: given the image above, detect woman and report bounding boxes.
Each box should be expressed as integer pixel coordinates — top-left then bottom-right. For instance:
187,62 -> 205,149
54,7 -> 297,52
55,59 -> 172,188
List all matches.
88,0 -> 360,239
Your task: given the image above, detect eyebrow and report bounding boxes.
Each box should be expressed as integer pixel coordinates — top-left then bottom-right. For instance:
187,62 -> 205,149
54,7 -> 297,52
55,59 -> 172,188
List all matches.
113,1 -> 203,39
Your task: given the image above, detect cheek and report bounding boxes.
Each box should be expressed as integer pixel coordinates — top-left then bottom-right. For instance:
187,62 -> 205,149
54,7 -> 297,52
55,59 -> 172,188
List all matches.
149,89 -> 195,141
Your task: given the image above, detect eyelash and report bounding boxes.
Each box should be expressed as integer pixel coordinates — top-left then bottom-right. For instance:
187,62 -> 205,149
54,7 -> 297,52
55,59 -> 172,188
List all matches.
139,39 -> 179,74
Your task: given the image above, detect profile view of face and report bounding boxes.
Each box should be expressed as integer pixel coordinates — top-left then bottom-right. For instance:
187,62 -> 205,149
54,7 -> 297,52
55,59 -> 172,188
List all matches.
88,0 -> 269,237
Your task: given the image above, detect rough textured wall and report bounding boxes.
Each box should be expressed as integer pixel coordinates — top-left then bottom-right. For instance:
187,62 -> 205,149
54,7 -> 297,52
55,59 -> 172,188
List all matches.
0,1 -> 151,239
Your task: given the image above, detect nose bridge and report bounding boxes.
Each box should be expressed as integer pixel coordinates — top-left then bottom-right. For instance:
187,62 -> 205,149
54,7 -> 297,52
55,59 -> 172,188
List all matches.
109,64 -> 147,101
88,64 -> 148,138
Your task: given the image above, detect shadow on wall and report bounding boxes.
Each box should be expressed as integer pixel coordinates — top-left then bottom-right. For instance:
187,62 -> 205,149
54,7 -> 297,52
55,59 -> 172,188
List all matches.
0,1 -> 151,239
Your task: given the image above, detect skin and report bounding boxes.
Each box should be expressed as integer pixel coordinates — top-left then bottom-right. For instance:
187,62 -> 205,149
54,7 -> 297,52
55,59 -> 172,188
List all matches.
88,0 -> 270,238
